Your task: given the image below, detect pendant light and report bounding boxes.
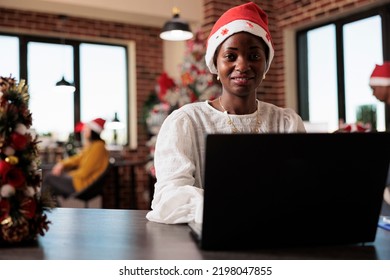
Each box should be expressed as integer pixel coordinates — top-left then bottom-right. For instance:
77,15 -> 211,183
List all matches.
106,112 -> 125,145
160,7 -> 193,41
55,15 -> 75,94
56,76 -> 75,94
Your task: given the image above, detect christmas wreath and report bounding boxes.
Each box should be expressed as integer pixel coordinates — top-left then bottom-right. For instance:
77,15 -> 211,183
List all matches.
0,76 -> 53,245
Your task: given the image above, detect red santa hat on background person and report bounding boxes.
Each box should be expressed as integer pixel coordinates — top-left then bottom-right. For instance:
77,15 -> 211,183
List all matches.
369,62 -> 390,87
205,2 -> 274,75
75,118 -> 106,134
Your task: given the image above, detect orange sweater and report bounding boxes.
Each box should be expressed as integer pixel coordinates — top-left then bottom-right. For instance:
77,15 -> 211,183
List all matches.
61,140 -> 109,192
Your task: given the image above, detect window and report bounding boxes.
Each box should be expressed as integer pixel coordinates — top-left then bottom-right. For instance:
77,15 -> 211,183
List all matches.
0,34 -> 129,145
306,24 -> 338,131
28,42 -> 75,140
79,43 -> 127,145
297,4 -> 390,132
343,16 -> 384,131
0,35 -> 19,78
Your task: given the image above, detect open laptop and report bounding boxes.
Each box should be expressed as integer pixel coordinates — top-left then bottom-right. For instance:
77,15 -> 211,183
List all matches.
189,132 -> 390,250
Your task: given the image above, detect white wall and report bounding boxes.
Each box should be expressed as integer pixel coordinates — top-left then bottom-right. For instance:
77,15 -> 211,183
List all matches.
163,40 -> 186,80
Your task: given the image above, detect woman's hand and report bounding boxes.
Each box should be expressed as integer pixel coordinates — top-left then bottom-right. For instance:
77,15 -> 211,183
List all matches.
51,162 -> 64,176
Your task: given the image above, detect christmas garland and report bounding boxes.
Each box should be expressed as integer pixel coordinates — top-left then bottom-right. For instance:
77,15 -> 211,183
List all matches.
0,76 -> 53,245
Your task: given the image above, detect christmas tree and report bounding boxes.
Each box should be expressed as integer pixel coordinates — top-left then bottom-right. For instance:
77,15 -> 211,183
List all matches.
163,30 -> 220,108
0,76 -> 53,245
143,30 -> 221,177
177,30 -> 220,103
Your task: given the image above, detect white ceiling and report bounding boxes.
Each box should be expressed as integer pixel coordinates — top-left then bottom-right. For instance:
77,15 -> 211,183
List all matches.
0,0 -> 203,28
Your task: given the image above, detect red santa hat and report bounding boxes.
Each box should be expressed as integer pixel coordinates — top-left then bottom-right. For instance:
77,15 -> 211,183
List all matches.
75,118 -> 106,134
369,62 -> 390,87
205,2 -> 274,75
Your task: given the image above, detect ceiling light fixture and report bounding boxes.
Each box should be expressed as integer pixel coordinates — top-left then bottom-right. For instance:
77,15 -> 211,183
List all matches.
106,112 -> 125,146
55,15 -> 75,94
160,7 -> 193,41
56,76 -> 75,94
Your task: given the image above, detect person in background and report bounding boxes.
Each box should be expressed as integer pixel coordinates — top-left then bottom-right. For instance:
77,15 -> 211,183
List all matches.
369,62 -> 390,206
41,118 -> 110,203
370,62 -> 390,105
146,2 -> 306,224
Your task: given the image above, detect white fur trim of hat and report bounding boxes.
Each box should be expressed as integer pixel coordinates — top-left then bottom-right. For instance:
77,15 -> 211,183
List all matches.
370,62 -> 390,87
87,118 -> 106,134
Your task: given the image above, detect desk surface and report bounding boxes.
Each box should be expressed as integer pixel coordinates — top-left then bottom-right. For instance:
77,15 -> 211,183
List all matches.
1,207 -> 389,260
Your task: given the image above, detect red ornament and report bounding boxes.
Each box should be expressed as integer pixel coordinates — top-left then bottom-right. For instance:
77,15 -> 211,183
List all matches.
0,160 -> 12,178
10,132 -> 28,150
3,166 -> 25,188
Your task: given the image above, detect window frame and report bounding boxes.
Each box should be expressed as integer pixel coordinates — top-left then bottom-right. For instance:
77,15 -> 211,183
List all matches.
296,4 -> 390,130
0,32 -> 131,146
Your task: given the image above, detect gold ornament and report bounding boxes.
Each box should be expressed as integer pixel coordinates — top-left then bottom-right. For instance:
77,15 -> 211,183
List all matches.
5,155 -> 19,165
1,216 -> 13,226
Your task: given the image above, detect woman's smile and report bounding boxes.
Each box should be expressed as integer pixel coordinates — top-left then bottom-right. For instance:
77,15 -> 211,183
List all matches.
231,75 -> 254,86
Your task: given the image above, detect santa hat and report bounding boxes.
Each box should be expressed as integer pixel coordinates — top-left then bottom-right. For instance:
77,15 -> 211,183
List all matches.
75,118 -> 106,134
205,2 -> 274,75
369,62 -> 390,87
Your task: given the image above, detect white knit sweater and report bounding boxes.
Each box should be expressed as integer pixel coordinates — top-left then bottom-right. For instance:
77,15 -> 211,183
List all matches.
146,100 -> 306,224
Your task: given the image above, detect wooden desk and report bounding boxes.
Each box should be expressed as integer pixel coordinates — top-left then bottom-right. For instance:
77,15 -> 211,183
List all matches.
1,208 -> 389,260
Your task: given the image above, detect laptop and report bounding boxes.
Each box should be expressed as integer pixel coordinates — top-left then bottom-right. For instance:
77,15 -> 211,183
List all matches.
189,132 -> 390,250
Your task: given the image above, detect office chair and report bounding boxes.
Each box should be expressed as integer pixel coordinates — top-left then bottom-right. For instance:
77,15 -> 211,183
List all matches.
69,163 -> 112,208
